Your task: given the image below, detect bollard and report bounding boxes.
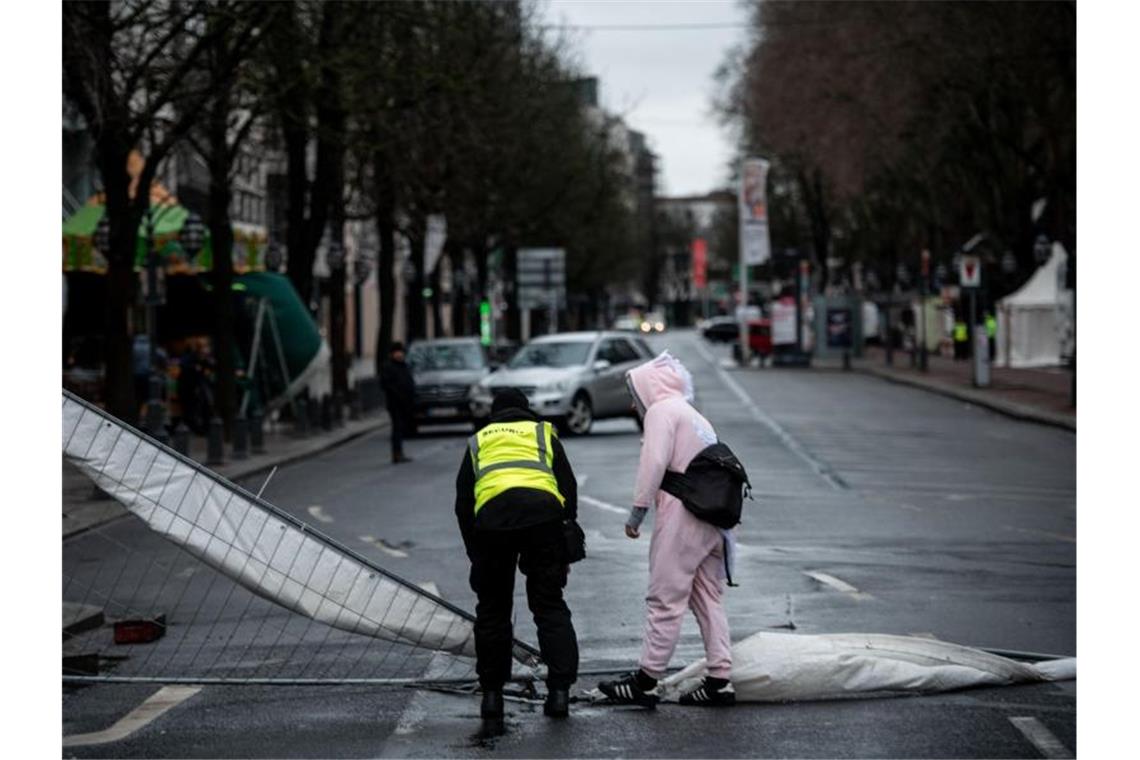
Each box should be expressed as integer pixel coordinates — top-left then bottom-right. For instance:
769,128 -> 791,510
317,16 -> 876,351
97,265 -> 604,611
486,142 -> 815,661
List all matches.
349,388 -> 363,421
843,350 -> 851,371
232,416 -> 249,460
333,391 -> 345,427
207,417 -> 225,465
320,394 -> 333,431
172,422 -> 191,455
294,399 -> 310,437
308,395 -> 322,433
250,410 -> 265,454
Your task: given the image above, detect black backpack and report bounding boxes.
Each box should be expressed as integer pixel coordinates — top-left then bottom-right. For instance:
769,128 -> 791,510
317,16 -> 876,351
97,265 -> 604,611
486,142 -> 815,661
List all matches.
659,442 -> 753,530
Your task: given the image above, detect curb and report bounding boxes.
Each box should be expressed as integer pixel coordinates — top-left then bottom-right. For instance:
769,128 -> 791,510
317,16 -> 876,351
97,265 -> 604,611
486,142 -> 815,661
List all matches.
214,415 -> 389,483
63,414 -> 390,541
855,365 -> 1076,432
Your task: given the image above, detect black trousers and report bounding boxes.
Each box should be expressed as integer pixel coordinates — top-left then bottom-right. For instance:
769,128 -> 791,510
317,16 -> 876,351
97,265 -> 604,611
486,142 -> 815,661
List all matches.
387,406 -> 410,456
468,520 -> 579,690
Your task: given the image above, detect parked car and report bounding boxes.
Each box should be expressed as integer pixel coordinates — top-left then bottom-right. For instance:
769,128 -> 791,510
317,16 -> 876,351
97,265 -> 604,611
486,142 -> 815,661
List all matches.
471,331 -> 654,435
612,315 -> 641,332
407,338 -> 493,428
702,316 -> 739,343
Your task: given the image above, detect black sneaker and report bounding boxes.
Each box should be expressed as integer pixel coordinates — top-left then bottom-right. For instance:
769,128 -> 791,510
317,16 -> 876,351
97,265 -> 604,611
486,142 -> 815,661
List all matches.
678,678 -> 736,707
597,672 -> 659,709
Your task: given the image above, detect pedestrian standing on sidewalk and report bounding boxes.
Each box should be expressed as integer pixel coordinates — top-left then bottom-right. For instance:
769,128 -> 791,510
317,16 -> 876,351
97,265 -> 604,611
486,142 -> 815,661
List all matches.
455,388 -> 580,734
598,351 -> 736,708
380,342 -> 415,464
985,312 -> 997,361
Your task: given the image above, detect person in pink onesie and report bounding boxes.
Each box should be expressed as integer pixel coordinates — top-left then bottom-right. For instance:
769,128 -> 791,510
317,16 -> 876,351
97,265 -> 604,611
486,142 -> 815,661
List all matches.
598,350 -> 735,708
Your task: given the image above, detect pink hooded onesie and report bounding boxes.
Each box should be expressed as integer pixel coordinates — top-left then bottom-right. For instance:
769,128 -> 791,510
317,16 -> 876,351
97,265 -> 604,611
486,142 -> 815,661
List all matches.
626,351 -> 732,680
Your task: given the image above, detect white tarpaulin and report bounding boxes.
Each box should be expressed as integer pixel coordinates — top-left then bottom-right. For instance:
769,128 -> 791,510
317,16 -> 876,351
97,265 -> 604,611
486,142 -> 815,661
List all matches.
62,390 -> 539,667
996,243 -> 1074,368
658,631 -> 1074,702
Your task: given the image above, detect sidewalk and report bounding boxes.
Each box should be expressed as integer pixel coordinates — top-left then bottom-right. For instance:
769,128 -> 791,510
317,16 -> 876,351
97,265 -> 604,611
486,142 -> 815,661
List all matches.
852,347 -> 1075,431
63,410 -> 390,541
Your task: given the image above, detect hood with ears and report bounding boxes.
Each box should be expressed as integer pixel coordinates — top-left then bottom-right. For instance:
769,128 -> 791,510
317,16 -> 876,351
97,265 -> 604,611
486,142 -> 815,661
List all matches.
626,350 -> 695,418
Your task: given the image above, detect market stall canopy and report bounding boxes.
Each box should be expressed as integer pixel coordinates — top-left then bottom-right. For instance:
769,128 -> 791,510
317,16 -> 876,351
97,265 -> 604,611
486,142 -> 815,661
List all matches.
62,197 -> 267,275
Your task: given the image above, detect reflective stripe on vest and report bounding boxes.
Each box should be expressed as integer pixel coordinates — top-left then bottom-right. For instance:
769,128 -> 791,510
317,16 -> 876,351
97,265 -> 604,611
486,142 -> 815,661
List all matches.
469,421 -> 564,515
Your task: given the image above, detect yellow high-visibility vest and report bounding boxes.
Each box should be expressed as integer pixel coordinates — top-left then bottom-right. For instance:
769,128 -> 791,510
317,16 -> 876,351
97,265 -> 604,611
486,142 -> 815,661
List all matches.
469,420 -> 564,515
954,322 -> 968,342
985,315 -> 997,338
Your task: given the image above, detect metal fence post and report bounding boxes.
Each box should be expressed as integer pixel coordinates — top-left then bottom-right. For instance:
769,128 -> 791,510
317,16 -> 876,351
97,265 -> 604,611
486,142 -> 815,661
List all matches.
294,398 -> 310,437
250,410 -> 265,454
233,416 -> 249,460
172,423 -> 191,456
207,417 -> 225,465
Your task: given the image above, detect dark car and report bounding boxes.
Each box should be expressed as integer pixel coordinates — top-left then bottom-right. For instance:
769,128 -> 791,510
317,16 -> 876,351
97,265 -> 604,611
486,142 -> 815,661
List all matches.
702,316 -> 739,343
407,338 -> 492,428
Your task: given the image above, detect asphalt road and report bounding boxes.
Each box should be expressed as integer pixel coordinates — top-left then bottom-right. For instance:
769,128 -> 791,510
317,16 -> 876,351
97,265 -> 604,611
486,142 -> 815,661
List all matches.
62,329 -> 1075,758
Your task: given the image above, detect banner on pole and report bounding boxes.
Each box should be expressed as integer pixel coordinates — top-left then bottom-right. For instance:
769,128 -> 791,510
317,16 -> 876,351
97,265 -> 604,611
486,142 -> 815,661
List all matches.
692,238 -> 708,289
739,158 -> 771,266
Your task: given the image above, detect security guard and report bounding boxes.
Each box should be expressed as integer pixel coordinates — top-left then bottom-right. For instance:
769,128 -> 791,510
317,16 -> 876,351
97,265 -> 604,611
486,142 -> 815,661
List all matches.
953,318 -> 969,361
455,388 -> 580,734
985,312 -> 998,361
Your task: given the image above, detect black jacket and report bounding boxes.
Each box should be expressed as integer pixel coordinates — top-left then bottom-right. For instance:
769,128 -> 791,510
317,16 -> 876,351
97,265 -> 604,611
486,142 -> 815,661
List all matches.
455,407 -> 578,552
379,359 -> 415,410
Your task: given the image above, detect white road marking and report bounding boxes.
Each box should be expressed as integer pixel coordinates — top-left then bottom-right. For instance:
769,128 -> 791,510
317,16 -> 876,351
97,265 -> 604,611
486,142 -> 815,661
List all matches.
691,338 -> 845,491
359,535 -> 409,558
580,494 -> 629,515
307,505 -> 334,523
1004,526 -> 1076,544
803,570 -> 873,599
908,632 -> 940,640
578,474 -> 589,489
63,685 -> 202,747
899,503 -> 924,513
1008,716 -> 1074,759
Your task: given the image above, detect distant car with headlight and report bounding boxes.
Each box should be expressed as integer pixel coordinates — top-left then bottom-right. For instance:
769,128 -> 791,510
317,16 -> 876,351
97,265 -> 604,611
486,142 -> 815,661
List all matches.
407,338 -> 492,429
640,311 -> 666,333
470,331 -> 654,435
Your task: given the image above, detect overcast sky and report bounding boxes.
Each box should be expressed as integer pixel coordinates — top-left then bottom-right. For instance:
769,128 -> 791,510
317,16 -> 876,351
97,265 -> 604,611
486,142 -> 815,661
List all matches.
535,0 -> 751,199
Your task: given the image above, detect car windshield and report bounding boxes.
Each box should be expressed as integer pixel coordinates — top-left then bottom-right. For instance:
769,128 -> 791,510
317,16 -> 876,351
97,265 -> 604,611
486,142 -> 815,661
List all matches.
508,341 -> 592,369
407,343 -> 486,371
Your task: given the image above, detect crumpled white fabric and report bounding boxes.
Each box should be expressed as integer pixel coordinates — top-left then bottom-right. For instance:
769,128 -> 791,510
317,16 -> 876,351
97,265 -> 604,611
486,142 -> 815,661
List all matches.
656,630 -> 1075,702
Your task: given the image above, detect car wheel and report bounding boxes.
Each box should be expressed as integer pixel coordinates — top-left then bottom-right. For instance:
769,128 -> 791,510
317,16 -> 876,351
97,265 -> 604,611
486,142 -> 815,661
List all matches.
565,393 -> 593,436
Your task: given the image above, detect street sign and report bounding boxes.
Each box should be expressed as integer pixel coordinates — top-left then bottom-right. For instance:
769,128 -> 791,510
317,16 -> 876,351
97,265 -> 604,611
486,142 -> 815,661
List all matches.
516,247 -> 566,309
959,255 -> 981,288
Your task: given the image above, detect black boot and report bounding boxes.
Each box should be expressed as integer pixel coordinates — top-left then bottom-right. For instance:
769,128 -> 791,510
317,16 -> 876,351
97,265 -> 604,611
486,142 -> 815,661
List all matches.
480,689 -> 504,735
544,687 -> 570,718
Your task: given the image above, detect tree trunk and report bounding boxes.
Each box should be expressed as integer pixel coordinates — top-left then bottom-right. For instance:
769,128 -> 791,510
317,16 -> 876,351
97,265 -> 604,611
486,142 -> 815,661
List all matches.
208,146 -> 237,437
374,181 -> 397,374
406,224 -> 426,342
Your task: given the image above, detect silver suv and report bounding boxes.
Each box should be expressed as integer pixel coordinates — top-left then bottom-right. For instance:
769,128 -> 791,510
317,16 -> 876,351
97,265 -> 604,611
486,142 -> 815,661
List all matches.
471,331 -> 654,435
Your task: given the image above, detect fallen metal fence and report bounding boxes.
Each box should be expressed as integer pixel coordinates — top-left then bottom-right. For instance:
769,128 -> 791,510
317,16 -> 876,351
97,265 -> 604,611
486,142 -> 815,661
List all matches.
62,389 -> 538,686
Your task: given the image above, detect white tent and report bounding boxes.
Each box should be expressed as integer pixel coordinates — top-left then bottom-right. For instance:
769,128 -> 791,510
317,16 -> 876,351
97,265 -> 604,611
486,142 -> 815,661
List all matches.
996,242 -> 1074,368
